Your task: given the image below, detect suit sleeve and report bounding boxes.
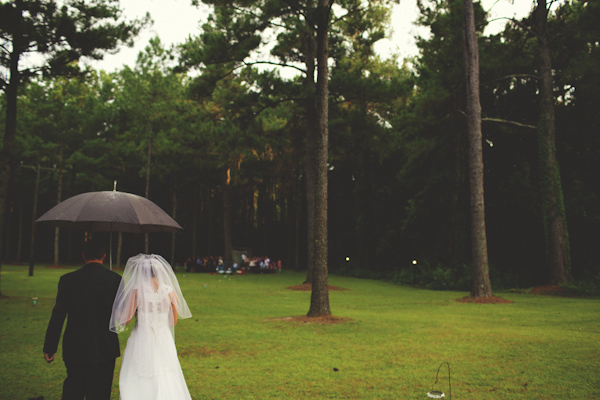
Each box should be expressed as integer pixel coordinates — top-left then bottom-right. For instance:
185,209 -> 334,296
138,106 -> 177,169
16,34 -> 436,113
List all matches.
43,276 -> 68,355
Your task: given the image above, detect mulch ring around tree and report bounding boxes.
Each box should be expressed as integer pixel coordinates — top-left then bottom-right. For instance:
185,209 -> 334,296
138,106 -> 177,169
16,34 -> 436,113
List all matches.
281,284 -> 351,323
269,315 -> 351,324
286,283 -> 348,292
455,295 -> 513,304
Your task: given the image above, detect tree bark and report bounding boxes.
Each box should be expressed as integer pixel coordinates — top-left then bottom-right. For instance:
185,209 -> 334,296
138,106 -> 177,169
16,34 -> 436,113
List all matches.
307,0 -> 332,317
53,138 -> 64,266
28,165 -> 41,277
295,185 -> 301,272
0,0 -> 23,293
144,132 -> 152,253
170,175 -> 178,267
223,167 -> 233,267
207,191 -> 215,255
117,232 -> 123,269
16,167 -> 24,264
463,0 -> 493,298
303,19 -> 317,285
192,189 -> 199,259
535,0 -> 570,285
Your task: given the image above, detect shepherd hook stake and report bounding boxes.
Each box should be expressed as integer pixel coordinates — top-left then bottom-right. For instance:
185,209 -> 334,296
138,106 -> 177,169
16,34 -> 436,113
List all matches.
427,361 -> 451,399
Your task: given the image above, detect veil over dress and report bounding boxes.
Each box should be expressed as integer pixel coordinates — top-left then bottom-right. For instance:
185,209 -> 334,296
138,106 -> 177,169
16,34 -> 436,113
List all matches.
110,254 -> 192,400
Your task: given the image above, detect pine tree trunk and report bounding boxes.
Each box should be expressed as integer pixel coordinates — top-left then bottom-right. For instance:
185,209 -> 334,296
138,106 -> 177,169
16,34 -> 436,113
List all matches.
304,22 -> 317,285
144,133 -> 152,253
192,191 -> 199,259
0,0 -> 23,292
307,0 -> 332,317
4,198 -> 12,261
207,191 -> 215,255
223,168 -> 233,267
535,0 -> 570,285
295,185 -> 301,272
16,169 -> 24,264
28,164 -> 40,277
463,0 -> 493,298
117,232 -> 123,269
53,230 -> 60,265
53,139 -> 64,266
170,175 -> 178,267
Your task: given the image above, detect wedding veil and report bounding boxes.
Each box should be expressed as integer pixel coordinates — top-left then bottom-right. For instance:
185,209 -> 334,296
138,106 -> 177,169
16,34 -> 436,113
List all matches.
110,254 -> 192,334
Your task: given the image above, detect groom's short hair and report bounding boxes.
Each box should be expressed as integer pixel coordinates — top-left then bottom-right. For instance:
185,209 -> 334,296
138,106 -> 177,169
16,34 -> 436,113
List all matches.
83,239 -> 106,261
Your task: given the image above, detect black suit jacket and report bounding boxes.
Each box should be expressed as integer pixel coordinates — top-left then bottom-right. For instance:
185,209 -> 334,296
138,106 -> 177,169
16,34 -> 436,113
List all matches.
44,263 -> 122,365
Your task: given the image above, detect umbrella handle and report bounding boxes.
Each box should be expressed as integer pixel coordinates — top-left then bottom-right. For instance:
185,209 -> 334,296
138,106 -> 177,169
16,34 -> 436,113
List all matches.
109,230 -> 113,270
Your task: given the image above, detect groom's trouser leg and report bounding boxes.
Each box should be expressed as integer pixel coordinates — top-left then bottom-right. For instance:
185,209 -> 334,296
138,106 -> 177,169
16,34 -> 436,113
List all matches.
63,359 -> 115,400
62,362 -> 85,400
85,359 -> 116,400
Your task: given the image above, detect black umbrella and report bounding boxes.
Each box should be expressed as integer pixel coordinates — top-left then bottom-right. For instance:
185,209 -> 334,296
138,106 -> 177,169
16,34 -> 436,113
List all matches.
36,191 -> 182,268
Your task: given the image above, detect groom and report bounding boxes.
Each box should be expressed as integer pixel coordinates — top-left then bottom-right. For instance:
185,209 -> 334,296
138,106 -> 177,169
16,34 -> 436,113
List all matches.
43,239 -> 122,400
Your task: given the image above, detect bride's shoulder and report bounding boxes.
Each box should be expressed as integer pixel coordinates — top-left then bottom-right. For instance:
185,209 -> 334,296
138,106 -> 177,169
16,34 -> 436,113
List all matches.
159,283 -> 174,295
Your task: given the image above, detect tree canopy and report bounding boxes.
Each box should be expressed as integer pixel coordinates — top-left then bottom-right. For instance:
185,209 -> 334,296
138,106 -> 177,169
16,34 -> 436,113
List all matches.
3,0 -> 600,296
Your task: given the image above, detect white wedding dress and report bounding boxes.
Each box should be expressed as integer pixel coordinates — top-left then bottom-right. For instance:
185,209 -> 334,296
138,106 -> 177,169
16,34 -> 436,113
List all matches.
119,282 -> 192,400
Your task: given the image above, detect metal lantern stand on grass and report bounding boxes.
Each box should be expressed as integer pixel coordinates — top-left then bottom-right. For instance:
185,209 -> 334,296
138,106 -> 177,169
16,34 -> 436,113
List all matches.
427,362 -> 451,399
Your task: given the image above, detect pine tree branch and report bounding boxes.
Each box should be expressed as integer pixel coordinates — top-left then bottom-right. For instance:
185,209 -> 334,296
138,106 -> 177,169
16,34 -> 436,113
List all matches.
482,117 -> 537,129
279,0 -> 311,26
242,60 -> 306,75
482,73 -> 539,85
458,109 -> 537,129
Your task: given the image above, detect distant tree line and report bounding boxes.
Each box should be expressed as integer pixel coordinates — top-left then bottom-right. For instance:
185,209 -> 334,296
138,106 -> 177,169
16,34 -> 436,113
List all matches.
2,0 -> 600,297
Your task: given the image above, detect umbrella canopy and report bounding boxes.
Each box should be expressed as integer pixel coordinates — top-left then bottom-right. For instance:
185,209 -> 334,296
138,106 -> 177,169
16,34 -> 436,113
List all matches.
36,191 -> 182,233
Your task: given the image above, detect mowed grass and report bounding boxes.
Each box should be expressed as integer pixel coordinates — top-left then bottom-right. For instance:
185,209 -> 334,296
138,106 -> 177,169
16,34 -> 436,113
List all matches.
1,264 -> 599,400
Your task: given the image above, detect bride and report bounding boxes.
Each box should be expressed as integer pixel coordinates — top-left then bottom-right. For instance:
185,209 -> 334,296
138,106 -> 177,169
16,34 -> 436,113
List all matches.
110,254 -> 193,400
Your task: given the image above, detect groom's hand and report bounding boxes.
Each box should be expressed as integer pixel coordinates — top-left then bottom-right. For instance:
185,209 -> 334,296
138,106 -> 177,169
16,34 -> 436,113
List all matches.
44,353 -> 54,363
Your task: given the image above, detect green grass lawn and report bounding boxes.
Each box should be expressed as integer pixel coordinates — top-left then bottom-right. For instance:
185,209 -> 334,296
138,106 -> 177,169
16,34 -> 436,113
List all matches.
1,264 -> 599,399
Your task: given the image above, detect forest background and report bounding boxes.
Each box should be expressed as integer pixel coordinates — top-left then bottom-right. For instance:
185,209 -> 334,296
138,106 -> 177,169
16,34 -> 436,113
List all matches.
1,0 -> 599,294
